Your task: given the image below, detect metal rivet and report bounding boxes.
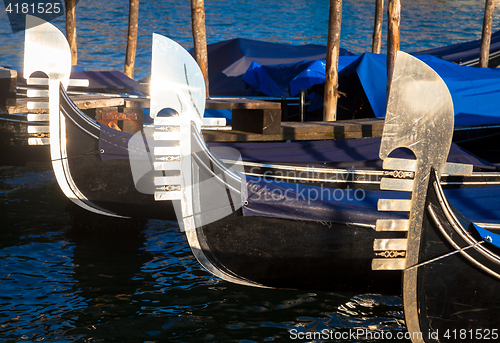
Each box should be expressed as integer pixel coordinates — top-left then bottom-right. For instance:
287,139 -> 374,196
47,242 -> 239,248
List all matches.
100,149 -> 105,154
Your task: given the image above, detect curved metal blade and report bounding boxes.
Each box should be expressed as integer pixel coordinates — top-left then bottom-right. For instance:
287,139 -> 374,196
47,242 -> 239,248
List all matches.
150,33 -> 205,130
378,52 -> 455,343
24,15 -> 71,86
380,51 -> 454,175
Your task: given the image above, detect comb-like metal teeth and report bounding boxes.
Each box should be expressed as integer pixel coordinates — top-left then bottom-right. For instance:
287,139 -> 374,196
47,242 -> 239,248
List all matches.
153,131 -> 181,141
380,178 -> 414,192
374,238 -> 408,251
383,158 -> 417,172
28,137 -> 50,145
443,162 -> 473,176
377,199 -> 411,212
27,102 -> 49,110
27,89 -> 49,97
153,116 -> 184,201
154,191 -> 182,201
154,161 -> 182,171
376,219 -> 410,231
154,146 -> 181,156
372,258 -> 406,270
27,113 -> 49,121
154,176 -> 182,186
27,77 -> 89,87
28,126 -> 49,133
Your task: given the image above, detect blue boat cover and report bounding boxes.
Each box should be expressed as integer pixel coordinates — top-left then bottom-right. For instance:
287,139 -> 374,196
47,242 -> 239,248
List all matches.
243,53 -> 500,126
201,38 -> 356,96
414,30 -> 500,66
201,32 -> 500,97
242,176 -> 500,225
243,175 -> 407,225
209,137 -> 495,171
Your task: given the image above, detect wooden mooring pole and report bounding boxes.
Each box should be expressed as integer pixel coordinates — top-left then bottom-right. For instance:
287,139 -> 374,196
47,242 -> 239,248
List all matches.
65,0 -> 77,65
191,0 -> 209,98
372,0 -> 384,54
124,0 -> 139,79
387,0 -> 400,96
480,0 -> 495,68
323,0 -> 343,122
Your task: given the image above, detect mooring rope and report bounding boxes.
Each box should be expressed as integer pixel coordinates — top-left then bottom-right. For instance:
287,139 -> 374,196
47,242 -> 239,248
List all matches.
405,240 -> 485,271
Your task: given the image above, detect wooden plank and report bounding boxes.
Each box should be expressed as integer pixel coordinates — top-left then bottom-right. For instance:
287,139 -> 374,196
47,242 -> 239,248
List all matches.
232,109 -> 281,134
5,95 -> 126,114
202,118 -> 385,142
282,119 -> 384,133
206,99 -> 281,110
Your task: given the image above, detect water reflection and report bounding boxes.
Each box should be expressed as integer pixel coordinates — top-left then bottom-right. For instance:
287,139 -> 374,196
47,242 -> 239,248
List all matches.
1,0 -> 499,79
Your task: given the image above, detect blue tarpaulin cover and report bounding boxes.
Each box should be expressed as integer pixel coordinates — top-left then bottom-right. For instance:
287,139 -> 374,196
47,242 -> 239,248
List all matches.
242,176 -> 500,225
201,38 -> 356,96
414,29 -> 500,65
472,222 -> 500,249
200,32 -> 500,97
243,53 -> 500,126
209,137 -> 494,170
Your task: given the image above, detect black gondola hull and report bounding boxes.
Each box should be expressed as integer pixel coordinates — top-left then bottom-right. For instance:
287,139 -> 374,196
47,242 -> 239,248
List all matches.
198,212 -> 403,293
408,171 -> 500,342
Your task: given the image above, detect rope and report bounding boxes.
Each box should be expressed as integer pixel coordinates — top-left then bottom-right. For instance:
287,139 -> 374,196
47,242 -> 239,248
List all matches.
406,240 -> 485,271
51,150 -> 100,162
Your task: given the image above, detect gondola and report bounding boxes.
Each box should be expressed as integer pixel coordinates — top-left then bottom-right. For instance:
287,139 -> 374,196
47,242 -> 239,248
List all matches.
373,52 -> 500,342
23,16 -> 500,293
401,168 -> 500,343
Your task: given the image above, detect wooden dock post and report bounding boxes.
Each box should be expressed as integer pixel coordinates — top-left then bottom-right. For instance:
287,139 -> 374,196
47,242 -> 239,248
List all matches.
372,0 -> 384,54
191,0 -> 209,97
124,0 -> 139,78
65,0 -> 77,65
323,0 -> 343,122
480,0 -> 495,68
387,0 -> 400,95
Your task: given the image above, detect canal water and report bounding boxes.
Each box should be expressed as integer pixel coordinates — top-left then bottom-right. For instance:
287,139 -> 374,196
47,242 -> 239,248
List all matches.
1,1 -> 499,342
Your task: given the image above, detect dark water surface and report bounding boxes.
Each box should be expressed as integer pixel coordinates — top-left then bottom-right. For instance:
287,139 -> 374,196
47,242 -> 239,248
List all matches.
0,0 -> 498,341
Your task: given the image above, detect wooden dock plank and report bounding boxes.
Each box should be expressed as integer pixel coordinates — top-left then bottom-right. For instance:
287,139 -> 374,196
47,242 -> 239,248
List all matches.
206,98 -> 281,110
2,95 -> 127,114
3,93 -> 385,143
203,118 -> 385,142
